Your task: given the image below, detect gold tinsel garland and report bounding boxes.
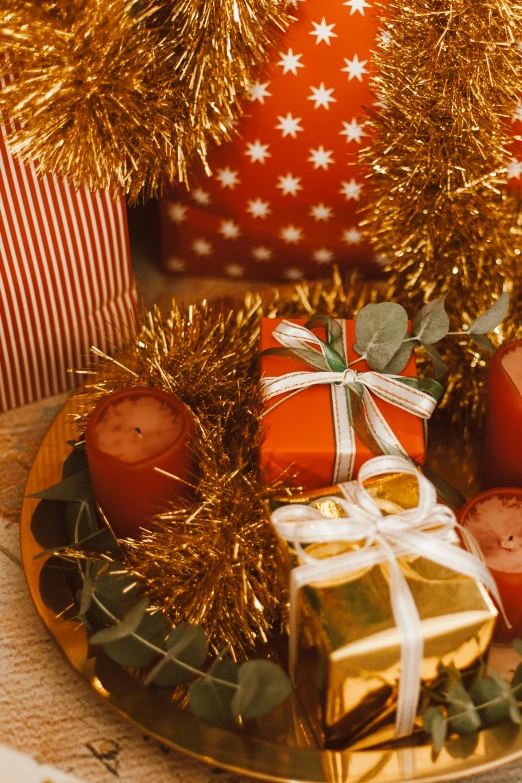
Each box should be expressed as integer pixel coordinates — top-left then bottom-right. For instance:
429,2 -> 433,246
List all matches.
0,0 -> 290,201
75,273 -> 378,657
359,0 -> 522,428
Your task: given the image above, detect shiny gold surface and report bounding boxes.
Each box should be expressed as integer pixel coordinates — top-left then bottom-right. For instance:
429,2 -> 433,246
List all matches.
20,396 -> 522,782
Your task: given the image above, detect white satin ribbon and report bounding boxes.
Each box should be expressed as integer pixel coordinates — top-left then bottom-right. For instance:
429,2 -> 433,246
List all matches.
261,320 -> 437,482
271,455 -> 503,739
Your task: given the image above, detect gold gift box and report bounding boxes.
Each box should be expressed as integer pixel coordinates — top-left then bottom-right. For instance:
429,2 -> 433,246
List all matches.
275,472 -> 497,749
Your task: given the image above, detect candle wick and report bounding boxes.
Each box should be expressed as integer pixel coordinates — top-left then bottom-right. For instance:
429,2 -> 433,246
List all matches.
500,534 -> 516,551
134,427 -> 142,437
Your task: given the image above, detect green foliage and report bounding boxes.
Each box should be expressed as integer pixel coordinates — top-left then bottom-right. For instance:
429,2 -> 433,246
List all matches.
31,444 -> 292,728
232,659 -> 293,720
354,302 -> 408,372
422,642 -> 522,759
352,292 -> 509,377
189,655 -> 240,727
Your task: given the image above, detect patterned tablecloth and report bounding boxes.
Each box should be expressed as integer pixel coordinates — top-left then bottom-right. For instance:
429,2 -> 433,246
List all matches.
1,268 -> 522,782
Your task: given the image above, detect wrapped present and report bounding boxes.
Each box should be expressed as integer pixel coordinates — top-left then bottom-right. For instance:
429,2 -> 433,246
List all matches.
259,317 -> 437,489
0,114 -> 137,412
271,456 -> 500,749
159,0 -> 382,282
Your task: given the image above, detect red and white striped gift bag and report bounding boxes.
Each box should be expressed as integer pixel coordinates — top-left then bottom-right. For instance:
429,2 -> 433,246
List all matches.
0,114 -> 137,413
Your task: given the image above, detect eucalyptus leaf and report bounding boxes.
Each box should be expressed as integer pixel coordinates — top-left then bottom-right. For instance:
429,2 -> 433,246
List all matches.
62,446 -> 89,479
470,673 -> 520,727
232,660 -> 292,720
102,609 -> 169,668
468,292 -> 509,335
423,706 -> 447,756
90,597 -> 149,645
91,561 -> 140,619
354,302 -> 408,372
512,639 -> 522,657
510,663 -> 522,692
447,683 -> 481,736
470,334 -> 496,354
412,295 -> 449,344
145,624 -> 209,687
189,656 -> 239,727
381,340 -> 417,375
79,568 -> 94,616
423,343 -> 448,379
30,469 -> 93,504
445,733 -> 479,760
397,376 -> 443,402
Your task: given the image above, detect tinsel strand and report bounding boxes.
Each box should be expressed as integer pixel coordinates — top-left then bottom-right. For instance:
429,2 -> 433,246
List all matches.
0,0 -> 290,201
360,0 -> 522,428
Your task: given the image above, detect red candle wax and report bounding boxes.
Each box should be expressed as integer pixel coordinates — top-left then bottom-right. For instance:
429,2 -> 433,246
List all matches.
459,488 -> 522,643
483,340 -> 522,489
85,387 -> 194,539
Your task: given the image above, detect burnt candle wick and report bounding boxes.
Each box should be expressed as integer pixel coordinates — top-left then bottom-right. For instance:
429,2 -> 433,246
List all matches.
134,426 -> 143,437
499,533 -> 516,551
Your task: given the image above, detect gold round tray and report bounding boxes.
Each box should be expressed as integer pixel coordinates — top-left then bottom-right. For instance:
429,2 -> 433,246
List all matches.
21,395 -> 522,783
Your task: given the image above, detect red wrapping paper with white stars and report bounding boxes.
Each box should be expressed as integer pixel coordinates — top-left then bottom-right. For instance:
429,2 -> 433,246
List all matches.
160,0 -> 522,282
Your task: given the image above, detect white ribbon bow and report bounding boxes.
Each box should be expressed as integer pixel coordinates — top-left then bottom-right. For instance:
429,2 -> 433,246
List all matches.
271,455 -> 503,739
261,320 -> 438,482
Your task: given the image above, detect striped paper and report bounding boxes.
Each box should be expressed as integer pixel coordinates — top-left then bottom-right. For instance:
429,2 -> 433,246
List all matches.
0,80 -> 137,412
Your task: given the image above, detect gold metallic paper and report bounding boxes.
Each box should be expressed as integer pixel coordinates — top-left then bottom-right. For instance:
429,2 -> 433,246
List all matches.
282,474 -> 497,749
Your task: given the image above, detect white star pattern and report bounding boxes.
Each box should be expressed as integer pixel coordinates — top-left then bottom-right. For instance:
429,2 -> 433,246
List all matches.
246,198 -> 272,219
277,48 -> 304,75
225,263 -> 245,278
308,146 -> 335,170
512,102 -> 522,123
248,81 -> 272,104
191,188 -> 211,206
343,0 -> 371,14
308,83 -> 337,110
277,173 -> 303,196
341,55 -> 368,82
310,18 -> 338,46
280,225 -> 303,244
285,267 -> 305,281
508,159 -> 522,179
215,167 -> 240,189
192,238 -> 213,256
340,179 -> 363,201
342,227 -> 363,245
313,248 -> 335,264
166,202 -> 188,223
309,203 -> 334,222
219,220 -> 241,239
166,257 -> 186,272
245,140 -> 271,164
275,112 -> 304,138
340,119 -> 367,143
252,246 -> 273,262
159,3 -> 422,282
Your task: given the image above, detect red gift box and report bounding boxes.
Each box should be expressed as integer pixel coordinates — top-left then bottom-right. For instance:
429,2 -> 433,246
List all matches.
160,0 -> 382,282
259,317 -> 426,489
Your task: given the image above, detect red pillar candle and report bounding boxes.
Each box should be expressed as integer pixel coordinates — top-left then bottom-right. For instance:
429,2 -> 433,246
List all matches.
483,340 -> 522,489
459,488 -> 522,643
85,387 -> 194,539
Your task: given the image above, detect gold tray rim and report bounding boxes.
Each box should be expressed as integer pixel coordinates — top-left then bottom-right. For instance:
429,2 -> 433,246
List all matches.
20,395 -> 522,783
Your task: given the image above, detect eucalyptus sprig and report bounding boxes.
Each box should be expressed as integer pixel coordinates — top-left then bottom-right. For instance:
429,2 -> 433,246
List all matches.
353,292 -> 510,378
30,444 -> 292,728
422,641 -> 522,758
